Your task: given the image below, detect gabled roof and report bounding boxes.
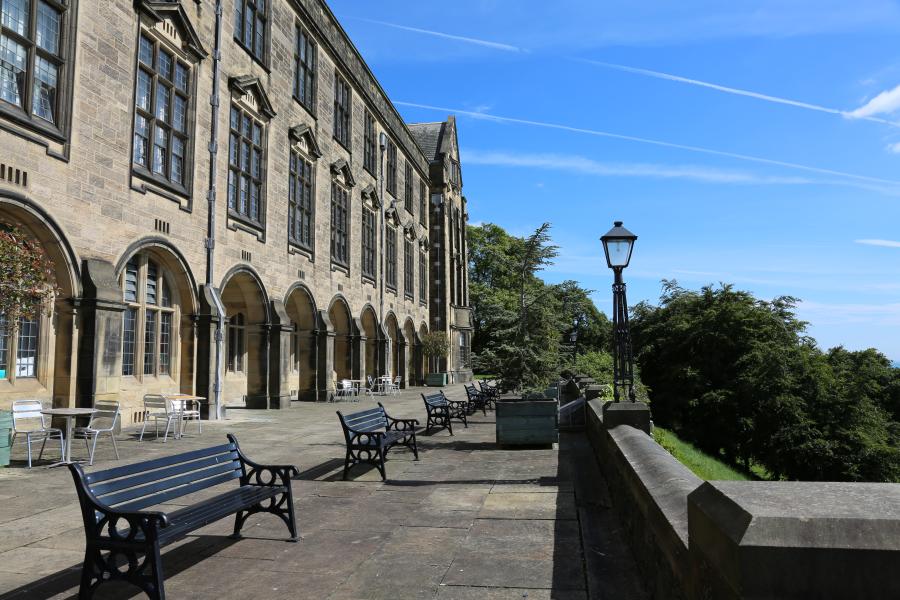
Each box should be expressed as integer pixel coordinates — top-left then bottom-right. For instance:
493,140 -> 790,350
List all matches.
289,124 -> 322,158
407,122 -> 444,162
137,1 -> 208,61
228,76 -> 276,119
330,159 -> 356,187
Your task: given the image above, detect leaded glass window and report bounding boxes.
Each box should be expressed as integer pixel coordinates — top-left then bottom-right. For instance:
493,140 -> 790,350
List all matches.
121,254 -> 178,378
293,24 -> 315,111
0,0 -> 67,129
227,105 -> 265,225
234,0 -> 266,63
363,109 -> 376,174
386,224 -> 397,290
333,72 -> 351,148
361,207 -> 376,280
289,149 -> 313,250
331,181 -> 349,266
132,32 -> 192,190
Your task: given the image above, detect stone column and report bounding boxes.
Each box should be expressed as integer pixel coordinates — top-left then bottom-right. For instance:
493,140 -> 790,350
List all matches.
75,259 -> 125,407
351,317 -> 365,381
398,339 -> 407,388
267,300 -> 293,409
315,310 -> 335,402
195,285 -> 224,420
377,322 -> 389,379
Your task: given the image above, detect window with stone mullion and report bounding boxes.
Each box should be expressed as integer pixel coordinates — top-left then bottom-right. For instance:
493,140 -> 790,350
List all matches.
133,33 -> 191,190
404,238 -> 414,299
331,181 -> 349,266
363,110 -> 376,174
419,249 -> 427,304
333,73 -> 351,148
419,180 -> 427,226
0,0 -> 66,127
293,24 -> 316,111
289,150 -> 313,250
386,225 -> 397,290
386,139 -> 397,196
227,105 -> 264,225
361,207 -> 376,280
122,256 -> 175,378
234,0 -> 266,63
404,162 -> 413,213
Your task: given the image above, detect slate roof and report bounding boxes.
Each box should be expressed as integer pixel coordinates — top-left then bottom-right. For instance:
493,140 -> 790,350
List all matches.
407,122 -> 444,162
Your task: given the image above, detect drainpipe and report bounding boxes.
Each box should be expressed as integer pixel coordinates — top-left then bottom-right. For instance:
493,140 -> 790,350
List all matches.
378,133 -> 387,374
204,0 -> 225,419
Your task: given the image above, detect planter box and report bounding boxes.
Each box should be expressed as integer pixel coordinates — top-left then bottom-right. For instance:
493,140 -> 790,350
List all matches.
0,410 -> 11,467
496,399 -> 558,447
425,373 -> 447,387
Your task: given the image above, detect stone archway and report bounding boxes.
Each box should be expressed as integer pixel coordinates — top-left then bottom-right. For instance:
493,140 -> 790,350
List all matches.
285,284 -> 317,402
0,196 -> 79,410
360,305 -> 379,381
220,268 -> 269,408
328,296 -> 352,381
115,240 -> 199,423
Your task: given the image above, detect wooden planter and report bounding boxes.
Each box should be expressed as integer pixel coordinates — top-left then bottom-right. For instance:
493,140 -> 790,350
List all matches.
425,373 -> 448,387
0,410 -> 11,467
496,399 -> 558,447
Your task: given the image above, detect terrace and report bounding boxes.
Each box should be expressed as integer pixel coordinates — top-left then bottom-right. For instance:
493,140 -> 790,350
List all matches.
0,384 -> 647,600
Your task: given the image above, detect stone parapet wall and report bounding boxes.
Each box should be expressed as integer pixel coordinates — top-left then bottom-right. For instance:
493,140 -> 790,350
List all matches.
585,398 -> 900,600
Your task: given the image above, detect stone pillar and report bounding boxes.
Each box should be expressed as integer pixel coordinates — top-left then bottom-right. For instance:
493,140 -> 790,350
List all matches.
351,317 -> 365,381
75,259 -> 125,408
315,310 -> 335,402
195,285 -> 224,420
398,339 -> 407,388
602,400 -> 652,435
267,300 -> 293,409
377,322 -> 389,378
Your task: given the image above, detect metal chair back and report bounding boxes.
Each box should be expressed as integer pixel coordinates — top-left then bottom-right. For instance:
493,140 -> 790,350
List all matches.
87,401 -> 119,432
11,400 -> 49,432
143,394 -> 171,416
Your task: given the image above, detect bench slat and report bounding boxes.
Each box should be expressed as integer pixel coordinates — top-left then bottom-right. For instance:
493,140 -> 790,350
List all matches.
90,452 -> 240,497
84,443 -> 237,484
157,486 -> 282,544
98,460 -> 242,508
116,470 -> 242,512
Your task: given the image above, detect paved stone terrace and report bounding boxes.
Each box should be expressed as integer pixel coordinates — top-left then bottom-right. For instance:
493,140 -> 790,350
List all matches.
0,384 -> 647,599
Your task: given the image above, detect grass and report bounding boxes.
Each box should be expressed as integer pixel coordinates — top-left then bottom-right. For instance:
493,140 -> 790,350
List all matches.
474,374 -> 498,380
653,427 -> 751,481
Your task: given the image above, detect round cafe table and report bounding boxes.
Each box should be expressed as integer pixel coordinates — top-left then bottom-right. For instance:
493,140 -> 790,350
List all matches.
41,408 -> 97,467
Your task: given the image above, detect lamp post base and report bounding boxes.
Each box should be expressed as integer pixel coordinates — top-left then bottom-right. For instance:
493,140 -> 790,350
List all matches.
602,401 -> 651,435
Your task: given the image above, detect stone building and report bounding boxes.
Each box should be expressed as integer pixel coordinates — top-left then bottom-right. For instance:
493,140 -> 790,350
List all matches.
0,0 -> 472,425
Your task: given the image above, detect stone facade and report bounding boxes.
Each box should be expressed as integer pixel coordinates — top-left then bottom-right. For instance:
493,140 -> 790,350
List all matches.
0,0 -> 472,424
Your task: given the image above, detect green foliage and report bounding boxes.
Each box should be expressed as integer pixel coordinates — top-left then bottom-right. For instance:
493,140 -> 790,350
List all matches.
0,225 -> 58,322
653,427 -> 752,481
421,332 -> 450,358
633,280 -> 900,483
572,351 -> 613,384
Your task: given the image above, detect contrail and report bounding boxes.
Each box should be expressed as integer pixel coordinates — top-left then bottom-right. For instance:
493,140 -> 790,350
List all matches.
575,59 -> 900,127
396,101 -> 900,187
350,17 -> 524,53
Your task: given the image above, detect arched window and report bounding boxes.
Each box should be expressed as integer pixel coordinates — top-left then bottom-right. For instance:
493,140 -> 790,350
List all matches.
227,313 -> 245,372
121,254 -> 178,377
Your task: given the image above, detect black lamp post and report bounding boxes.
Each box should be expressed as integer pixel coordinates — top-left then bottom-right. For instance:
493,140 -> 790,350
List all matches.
569,318 -> 578,363
601,221 -> 637,403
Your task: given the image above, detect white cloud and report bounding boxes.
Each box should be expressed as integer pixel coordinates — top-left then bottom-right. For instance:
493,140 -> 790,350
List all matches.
855,238 -> 900,248
848,83 -> 900,119
798,300 -> 900,326
887,142 -> 900,154
577,59 -> 899,127
396,101 -> 900,189
461,149 -> 815,185
351,18 -> 524,52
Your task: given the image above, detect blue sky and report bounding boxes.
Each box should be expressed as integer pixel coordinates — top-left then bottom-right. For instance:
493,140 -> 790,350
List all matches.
331,0 -> 900,361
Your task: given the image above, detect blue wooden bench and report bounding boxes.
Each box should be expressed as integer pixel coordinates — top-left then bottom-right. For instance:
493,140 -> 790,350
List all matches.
422,391 -> 468,435
464,383 -> 488,416
337,403 -> 419,480
68,434 -> 298,600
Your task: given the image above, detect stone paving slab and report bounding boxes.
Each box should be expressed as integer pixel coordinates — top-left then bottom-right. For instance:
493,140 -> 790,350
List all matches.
0,384 -> 647,599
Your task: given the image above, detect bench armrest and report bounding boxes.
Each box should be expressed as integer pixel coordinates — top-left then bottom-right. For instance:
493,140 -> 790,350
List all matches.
346,429 -> 385,446
447,399 -> 468,409
227,434 -> 300,487
386,416 -> 419,432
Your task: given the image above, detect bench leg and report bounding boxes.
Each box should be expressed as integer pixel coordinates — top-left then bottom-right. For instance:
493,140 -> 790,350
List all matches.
79,543 -> 166,600
376,448 -> 387,481
232,510 -> 249,539
410,432 -> 419,460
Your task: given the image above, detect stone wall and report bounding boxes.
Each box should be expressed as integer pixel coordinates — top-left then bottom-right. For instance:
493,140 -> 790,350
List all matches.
585,398 -> 900,599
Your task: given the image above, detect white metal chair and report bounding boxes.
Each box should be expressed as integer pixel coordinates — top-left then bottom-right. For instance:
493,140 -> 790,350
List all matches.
358,376 -> 375,399
389,376 -> 402,395
170,397 -> 202,437
334,379 -> 357,402
73,401 -> 120,465
11,400 -> 64,468
139,395 -> 178,442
